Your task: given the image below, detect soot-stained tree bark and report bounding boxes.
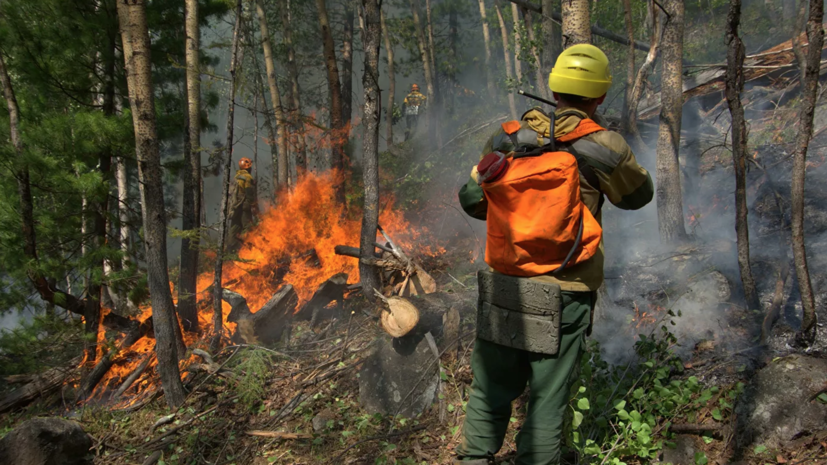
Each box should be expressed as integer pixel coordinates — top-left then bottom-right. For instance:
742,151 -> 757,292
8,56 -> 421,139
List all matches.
561,0 -> 591,48
381,8 -> 396,146
280,0 -> 307,171
213,0 -> 244,345
495,1 -> 518,119
478,0 -> 496,97
255,0 -> 289,187
116,0 -> 185,408
511,3 -> 523,85
179,0 -> 201,333
725,0 -> 760,313
656,0 -> 688,243
790,0 -> 823,342
360,0 -> 382,299
316,0 -> 345,201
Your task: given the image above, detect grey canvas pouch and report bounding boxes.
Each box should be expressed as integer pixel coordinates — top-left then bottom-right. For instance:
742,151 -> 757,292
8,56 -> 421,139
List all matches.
476,270 -> 563,355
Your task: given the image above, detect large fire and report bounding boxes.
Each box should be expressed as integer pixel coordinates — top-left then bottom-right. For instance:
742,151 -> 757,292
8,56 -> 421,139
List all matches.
92,170 -> 443,403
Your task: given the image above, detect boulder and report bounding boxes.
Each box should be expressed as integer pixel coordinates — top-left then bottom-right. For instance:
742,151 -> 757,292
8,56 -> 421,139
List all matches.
735,355 -> 827,450
0,417 -> 92,465
358,334 -> 439,418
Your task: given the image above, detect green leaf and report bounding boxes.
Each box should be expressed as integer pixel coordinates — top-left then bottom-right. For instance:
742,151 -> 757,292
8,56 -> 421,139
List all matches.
577,398 -> 590,410
754,444 -> 767,454
573,411 -> 584,429
614,400 -> 626,411
579,386 -> 587,393
694,451 -> 708,465
440,371 -> 448,381
817,393 -> 827,404
711,408 -> 723,421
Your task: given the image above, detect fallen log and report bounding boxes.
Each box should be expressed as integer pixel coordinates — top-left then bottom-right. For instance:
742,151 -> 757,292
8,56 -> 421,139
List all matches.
3,374 -> 34,384
245,430 -> 311,440
113,350 -> 154,399
76,318 -> 154,402
223,285 -> 298,345
295,273 -> 349,328
0,356 -> 82,414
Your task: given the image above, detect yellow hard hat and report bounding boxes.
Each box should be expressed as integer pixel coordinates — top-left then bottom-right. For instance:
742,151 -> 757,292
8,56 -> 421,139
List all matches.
548,44 -> 612,99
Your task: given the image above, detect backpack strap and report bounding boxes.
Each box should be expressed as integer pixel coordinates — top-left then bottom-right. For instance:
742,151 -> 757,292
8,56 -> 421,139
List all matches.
557,118 -> 606,143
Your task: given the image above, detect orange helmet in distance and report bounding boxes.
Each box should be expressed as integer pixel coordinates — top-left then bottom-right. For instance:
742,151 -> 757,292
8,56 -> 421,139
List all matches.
238,157 -> 253,170
411,83 -> 420,92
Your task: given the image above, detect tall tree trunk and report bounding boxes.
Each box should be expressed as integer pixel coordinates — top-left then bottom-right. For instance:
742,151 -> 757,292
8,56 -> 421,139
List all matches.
523,6 -> 545,96
213,0 -> 244,345
360,0 -> 382,300
511,3 -> 523,85
561,0 -> 591,48
381,8 -> 396,146
342,0 -> 355,131
280,0 -> 307,172
725,0 -> 760,312
791,0 -> 823,341
115,156 -> 130,268
254,0 -> 288,188
625,0 -> 661,151
316,0 -> 345,201
410,0 -> 436,141
622,0 -> 635,134
424,0 -> 441,145
116,0 -> 185,408
496,2 -> 518,119
782,0 -> 797,35
656,0 -> 688,243
179,0 -> 201,333
478,0 -> 496,96
540,0 -> 559,100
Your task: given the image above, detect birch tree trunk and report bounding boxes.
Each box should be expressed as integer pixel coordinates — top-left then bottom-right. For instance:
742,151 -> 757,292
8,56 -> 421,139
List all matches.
478,0 -> 496,96
381,8 -> 396,146
540,0 -> 559,100
562,0 -> 591,48
255,0 -> 288,188
212,0 -> 244,345
115,155 -> 129,268
656,0 -> 688,243
316,0 -> 345,200
116,0 -> 185,408
179,0 -> 201,333
360,0 -> 382,299
791,0 -> 823,341
496,2 -> 518,119
280,0 -> 307,172
725,0 -> 760,312
342,0 -> 355,131
511,3 -> 523,85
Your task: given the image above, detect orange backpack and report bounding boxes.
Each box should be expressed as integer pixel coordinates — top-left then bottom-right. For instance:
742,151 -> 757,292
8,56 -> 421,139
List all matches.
480,118 -> 605,277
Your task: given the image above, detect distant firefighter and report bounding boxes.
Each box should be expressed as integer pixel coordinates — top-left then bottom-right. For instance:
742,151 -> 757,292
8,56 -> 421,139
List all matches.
227,157 -> 256,252
402,83 -> 426,141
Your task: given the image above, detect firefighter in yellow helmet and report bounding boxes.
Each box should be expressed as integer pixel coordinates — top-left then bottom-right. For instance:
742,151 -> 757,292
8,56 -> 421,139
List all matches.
227,157 -> 257,252
402,83 -> 426,141
455,44 -> 653,464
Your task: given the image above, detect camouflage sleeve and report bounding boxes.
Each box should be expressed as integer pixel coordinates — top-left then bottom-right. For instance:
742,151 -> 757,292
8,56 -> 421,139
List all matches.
583,131 -> 654,211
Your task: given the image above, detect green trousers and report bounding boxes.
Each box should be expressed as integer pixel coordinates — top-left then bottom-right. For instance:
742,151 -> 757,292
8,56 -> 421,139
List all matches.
457,291 -> 594,465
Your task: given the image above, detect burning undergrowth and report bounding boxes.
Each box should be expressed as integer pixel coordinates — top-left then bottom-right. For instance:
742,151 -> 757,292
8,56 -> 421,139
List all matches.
82,170 -> 448,407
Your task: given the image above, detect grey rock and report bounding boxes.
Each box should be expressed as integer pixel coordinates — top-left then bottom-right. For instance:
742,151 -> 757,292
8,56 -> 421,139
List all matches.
660,434 -> 696,465
311,408 -> 335,432
358,334 -> 439,418
0,417 -> 92,465
735,354 -> 827,449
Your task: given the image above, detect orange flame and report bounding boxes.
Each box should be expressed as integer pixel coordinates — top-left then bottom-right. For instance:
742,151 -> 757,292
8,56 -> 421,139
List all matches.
90,170 -> 441,402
